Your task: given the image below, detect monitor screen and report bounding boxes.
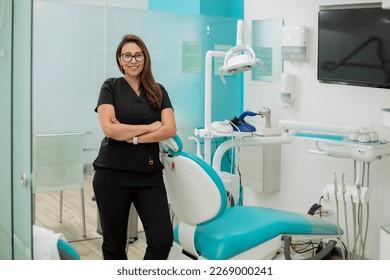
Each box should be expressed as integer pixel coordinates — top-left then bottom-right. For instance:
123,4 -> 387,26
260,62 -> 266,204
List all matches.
317,7 -> 390,88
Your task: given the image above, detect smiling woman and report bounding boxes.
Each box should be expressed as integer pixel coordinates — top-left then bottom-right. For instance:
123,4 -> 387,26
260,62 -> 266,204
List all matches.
93,34 -> 177,260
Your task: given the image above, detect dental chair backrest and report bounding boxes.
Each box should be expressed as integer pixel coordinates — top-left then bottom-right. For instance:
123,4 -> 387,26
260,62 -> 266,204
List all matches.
160,135 -> 228,226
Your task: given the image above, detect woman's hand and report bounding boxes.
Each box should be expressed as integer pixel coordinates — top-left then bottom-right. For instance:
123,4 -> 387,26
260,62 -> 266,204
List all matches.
148,121 -> 162,132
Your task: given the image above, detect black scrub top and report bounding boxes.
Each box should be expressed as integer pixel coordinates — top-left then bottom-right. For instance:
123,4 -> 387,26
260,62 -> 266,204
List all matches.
93,77 -> 173,175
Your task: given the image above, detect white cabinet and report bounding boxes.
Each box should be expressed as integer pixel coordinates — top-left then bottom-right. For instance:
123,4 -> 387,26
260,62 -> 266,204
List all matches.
239,145 -> 281,192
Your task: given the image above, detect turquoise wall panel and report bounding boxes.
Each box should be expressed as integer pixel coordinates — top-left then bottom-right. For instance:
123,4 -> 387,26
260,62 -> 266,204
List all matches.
200,0 -> 243,18
149,0 -> 243,18
149,0 -> 200,14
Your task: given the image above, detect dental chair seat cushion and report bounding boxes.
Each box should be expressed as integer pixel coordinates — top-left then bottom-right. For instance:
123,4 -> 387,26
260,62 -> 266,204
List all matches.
174,206 -> 340,260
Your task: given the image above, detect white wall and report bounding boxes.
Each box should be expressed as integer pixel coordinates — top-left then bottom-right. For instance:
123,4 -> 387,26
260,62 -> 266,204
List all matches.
244,0 -> 390,259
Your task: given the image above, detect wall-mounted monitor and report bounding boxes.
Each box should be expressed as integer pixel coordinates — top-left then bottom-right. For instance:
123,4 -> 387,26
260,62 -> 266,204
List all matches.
317,6 -> 390,88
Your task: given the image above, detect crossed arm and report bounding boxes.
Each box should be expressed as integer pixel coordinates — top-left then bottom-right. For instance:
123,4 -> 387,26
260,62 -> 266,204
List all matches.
97,104 -> 176,144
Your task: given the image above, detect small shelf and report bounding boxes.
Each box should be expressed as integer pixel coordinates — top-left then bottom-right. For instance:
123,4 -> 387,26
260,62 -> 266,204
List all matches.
292,131 -> 390,162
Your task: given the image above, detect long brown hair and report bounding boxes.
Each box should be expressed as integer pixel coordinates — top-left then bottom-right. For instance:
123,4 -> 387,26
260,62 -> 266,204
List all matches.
116,34 -> 162,108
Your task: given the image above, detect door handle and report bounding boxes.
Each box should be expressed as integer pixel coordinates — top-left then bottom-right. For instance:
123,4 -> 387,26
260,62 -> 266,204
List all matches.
20,173 -> 29,187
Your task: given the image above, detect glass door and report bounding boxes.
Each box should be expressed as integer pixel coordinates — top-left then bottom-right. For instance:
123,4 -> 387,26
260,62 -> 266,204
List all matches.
0,0 -> 13,260
0,0 -> 33,260
12,0 -> 33,259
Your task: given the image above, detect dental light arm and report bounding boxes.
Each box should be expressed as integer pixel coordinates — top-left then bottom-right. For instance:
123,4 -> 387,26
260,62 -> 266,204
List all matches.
236,19 -> 244,46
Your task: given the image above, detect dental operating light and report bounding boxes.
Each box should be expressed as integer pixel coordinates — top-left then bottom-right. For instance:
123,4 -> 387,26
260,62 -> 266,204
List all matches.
219,20 -> 264,84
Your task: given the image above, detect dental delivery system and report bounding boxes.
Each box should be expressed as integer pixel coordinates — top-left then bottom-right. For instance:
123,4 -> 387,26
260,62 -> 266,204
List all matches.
280,119 -> 390,259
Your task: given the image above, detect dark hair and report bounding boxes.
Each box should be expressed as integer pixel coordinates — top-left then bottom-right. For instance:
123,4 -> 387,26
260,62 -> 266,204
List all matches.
116,34 -> 162,108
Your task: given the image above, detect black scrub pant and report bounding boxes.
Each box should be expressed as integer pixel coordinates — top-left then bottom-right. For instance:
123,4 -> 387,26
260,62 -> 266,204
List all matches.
93,168 -> 173,260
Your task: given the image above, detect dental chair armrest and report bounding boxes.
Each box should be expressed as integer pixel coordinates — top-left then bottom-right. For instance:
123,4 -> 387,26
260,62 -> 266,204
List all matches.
282,235 -> 337,260
57,239 -> 81,260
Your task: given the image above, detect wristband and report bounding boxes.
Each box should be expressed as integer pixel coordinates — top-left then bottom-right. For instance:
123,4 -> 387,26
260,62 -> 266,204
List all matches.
133,136 -> 138,145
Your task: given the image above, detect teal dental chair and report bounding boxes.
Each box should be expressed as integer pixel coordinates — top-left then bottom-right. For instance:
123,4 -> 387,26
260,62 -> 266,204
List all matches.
161,135 -> 341,260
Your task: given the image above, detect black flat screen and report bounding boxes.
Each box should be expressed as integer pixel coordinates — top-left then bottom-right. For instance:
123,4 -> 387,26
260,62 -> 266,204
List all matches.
318,7 -> 390,88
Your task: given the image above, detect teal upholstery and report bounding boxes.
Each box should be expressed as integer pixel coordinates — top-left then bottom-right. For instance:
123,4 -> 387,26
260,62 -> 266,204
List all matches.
174,206 -> 340,260
57,239 -> 80,260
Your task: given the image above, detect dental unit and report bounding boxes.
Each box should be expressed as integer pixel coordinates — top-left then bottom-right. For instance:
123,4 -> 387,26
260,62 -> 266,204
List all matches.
279,119 -> 390,259
170,20 -> 362,260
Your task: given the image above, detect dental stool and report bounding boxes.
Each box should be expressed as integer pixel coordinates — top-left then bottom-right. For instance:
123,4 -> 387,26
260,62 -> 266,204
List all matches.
161,135 -> 342,260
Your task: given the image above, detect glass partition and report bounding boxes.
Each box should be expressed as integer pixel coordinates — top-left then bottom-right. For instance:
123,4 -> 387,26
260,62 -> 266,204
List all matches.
33,0 -> 105,146
33,0 -> 241,156
32,0 -> 241,246
32,0 -> 106,245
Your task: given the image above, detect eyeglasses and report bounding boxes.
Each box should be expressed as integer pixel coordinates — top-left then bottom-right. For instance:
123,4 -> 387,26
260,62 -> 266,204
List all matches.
120,52 -> 144,63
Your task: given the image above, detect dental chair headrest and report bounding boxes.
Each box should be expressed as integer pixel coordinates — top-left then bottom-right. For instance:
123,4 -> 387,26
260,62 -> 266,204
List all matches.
160,134 -> 183,154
